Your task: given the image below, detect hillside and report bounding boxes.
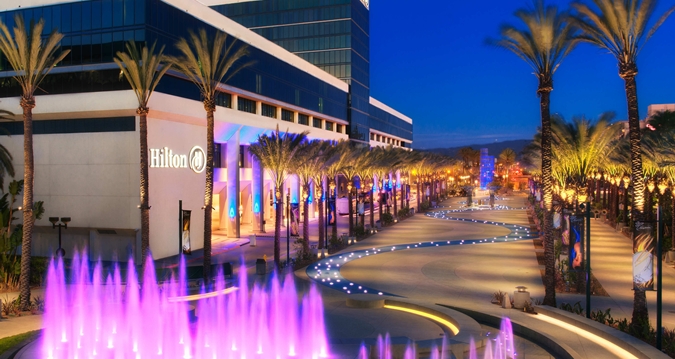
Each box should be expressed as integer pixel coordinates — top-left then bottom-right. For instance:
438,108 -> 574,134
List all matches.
423,139 -> 531,159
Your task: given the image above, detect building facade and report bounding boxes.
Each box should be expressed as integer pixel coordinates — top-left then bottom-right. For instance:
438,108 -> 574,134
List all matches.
0,0 -> 412,261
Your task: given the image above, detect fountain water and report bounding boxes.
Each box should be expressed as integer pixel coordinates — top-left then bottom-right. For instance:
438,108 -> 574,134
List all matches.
41,252 -> 329,359
40,252 -> 516,359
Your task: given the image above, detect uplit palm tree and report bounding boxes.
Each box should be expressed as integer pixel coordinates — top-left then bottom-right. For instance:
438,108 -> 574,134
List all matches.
0,15 -> 69,310
499,148 -> 517,187
573,0 -> 675,326
340,146 -> 369,236
308,143 -> 336,251
324,141 -> 351,240
169,29 -> 249,279
115,41 -> 171,277
249,127 -> 307,267
292,140 -> 331,254
491,0 -> 578,307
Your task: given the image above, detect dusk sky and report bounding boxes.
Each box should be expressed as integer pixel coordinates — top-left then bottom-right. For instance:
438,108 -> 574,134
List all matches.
368,0 -> 675,149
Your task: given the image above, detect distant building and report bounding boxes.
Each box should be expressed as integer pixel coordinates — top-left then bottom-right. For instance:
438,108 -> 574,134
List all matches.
647,104 -> 675,118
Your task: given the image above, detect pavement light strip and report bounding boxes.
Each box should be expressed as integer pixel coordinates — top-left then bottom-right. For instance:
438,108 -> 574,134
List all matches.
306,208 -> 539,296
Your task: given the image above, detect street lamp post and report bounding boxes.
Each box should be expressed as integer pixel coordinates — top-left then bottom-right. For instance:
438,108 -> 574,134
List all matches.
49,217 -> 71,257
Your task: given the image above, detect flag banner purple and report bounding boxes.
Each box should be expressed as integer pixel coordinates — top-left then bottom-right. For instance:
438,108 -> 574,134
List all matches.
181,210 -> 192,255
633,221 -> 654,290
291,203 -> 300,237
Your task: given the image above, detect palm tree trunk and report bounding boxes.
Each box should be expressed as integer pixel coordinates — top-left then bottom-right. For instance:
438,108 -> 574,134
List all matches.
370,188 -> 375,230
645,189 -> 653,222
348,181 -> 354,237
416,181 -> 421,210
19,97 -> 35,311
331,181 -> 338,240
378,192 -> 383,222
139,109 -> 151,279
393,184 -> 398,217
303,186 -> 309,254
275,192 -> 282,267
613,184 -> 619,224
318,186 -> 324,250
621,66 -> 648,331
203,105 -> 215,282
671,192 -> 675,251
539,86 -> 556,308
400,181 -> 405,210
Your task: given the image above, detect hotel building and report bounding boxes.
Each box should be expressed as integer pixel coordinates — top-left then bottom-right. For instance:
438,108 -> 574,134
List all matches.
0,0 -> 413,260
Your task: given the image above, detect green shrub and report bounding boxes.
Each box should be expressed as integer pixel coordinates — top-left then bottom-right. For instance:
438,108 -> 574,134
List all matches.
420,201 -> 430,212
381,212 -> 394,225
353,224 -> 367,237
397,207 -> 410,218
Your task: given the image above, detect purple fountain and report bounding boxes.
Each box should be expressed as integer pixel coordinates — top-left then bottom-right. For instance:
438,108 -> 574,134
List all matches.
40,252 -> 516,359
41,252 -> 329,359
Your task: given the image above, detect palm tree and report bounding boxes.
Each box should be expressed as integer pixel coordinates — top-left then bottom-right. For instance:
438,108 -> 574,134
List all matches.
292,140 -> 331,255
340,146 -> 369,236
114,41 -> 171,277
0,15 -> 69,310
307,142 -> 335,252
249,127 -> 307,267
324,141 -> 351,240
573,0 -> 674,328
491,0 -> 578,307
499,148 -> 517,187
168,29 -> 249,280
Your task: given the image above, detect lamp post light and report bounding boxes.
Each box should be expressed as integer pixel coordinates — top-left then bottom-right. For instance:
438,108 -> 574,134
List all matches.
49,217 -> 71,257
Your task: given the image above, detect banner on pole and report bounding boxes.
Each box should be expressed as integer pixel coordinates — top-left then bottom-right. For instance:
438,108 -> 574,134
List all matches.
181,210 -> 192,255
633,221 -> 655,290
290,203 -> 300,237
569,214 -> 584,271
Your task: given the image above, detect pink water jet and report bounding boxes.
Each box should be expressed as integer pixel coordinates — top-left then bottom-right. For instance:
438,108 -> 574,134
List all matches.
42,252 -> 329,359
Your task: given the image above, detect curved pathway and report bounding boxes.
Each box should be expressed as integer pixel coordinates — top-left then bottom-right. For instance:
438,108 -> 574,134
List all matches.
305,206 -> 537,297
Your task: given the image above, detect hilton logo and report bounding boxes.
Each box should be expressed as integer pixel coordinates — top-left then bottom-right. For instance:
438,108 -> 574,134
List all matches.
150,146 -> 206,174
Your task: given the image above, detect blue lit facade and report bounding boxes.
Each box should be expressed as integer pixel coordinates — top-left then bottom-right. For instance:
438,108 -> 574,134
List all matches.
479,148 -> 494,190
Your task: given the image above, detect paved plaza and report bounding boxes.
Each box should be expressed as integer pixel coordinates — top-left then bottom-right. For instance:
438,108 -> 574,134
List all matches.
1,192 -> 673,358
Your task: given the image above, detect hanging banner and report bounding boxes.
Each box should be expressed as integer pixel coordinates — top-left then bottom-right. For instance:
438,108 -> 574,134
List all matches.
569,214 -> 584,271
633,221 -> 655,290
290,203 -> 300,237
181,210 -> 192,255
406,185 -> 410,201
561,213 -> 570,246
328,198 -> 335,225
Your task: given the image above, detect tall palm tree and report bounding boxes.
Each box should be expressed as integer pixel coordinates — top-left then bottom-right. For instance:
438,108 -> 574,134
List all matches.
340,146 -> 369,236
169,29 -> 249,280
499,148 -> 517,187
0,15 -> 69,310
114,41 -> 171,277
249,127 -> 307,267
324,141 -> 351,239
573,0 -> 674,328
292,140 -> 330,255
491,0 -> 578,307
308,142 -> 335,251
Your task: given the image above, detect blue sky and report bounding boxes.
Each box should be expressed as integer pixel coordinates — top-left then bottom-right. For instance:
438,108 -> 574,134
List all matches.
368,0 -> 675,149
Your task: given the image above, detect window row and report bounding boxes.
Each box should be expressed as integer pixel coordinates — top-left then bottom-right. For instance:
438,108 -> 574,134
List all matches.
217,5 -> 351,28
296,49 -> 351,67
253,20 -> 350,41
214,93 -> 345,134
275,35 -> 350,53
370,133 -> 407,148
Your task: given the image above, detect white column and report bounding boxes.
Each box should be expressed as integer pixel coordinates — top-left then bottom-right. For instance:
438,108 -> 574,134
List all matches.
252,156 -> 264,233
255,101 -> 262,115
276,106 -> 282,119
231,94 -> 238,110
226,131 -> 240,238
309,179 -> 316,219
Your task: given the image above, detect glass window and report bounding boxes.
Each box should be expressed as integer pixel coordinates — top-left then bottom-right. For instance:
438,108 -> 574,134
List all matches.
92,1 -> 102,29
102,0 -> 112,28
135,0 -> 145,25
61,4 -> 71,32
261,103 -> 276,118
281,109 -> 294,122
82,2 -> 91,30
313,118 -> 321,128
298,114 -> 309,126
336,124 -> 343,134
215,92 -> 231,108
124,0 -> 134,26
238,97 -> 256,114
113,0 -> 123,27
43,8 -> 52,35
325,122 -> 333,131
71,3 -> 81,32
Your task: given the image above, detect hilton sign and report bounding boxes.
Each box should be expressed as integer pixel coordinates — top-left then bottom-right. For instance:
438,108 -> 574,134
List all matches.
150,146 -> 206,173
